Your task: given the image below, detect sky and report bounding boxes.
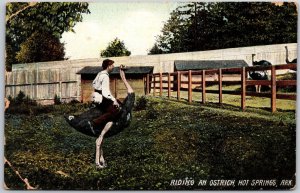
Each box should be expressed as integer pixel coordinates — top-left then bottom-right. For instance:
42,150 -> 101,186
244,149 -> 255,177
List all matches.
61,2 -> 178,59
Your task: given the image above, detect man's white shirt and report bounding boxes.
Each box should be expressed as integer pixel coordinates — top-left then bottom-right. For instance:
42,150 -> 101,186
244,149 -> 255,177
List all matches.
92,71 -> 116,102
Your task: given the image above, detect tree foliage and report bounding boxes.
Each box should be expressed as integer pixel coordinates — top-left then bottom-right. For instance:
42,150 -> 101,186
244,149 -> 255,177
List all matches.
100,38 -> 131,57
16,31 -> 65,63
5,2 -> 90,70
149,2 -> 297,55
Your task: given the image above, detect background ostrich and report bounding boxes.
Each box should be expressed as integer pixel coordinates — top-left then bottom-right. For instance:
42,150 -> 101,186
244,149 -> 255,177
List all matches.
249,54 -> 272,93
285,46 -> 297,64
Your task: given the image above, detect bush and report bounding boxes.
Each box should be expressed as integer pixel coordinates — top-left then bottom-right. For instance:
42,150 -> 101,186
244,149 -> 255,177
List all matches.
9,91 -> 37,106
15,91 -> 26,104
54,94 -> 61,105
69,99 -> 80,104
135,96 -> 148,111
145,105 -> 158,120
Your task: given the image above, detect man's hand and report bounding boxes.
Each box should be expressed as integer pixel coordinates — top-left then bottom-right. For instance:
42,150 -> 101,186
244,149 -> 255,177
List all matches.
113,99 -> 119,108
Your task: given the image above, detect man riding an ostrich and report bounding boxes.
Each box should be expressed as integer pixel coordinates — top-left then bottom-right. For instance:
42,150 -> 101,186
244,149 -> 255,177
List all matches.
65,59 -> 135,169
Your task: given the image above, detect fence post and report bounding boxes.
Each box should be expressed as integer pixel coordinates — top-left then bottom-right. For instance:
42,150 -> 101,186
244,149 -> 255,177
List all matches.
168,73 -> 171,98
114,78 -> 117,99
12,71 -> 15,97
153,75 -> 156,96
202,70 -> 206,104
48,69 -> 51,99
146,74 -> 150,95
241,67 -> 246,111
188,70 -> 192,103
160,73 -> 163,97
37,66 -> 40,99
59,68 -> 62,99
271,66 -> 276,112
177,71 -> 181,100
218,69 -> 223,104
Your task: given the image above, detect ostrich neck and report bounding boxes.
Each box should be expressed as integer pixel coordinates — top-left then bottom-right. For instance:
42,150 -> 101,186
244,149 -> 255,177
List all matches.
285,47 -> 290,63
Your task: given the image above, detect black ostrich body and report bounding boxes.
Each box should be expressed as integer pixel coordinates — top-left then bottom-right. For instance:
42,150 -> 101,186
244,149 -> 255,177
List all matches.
249,54 -> 271,81
65,93 -> 135,138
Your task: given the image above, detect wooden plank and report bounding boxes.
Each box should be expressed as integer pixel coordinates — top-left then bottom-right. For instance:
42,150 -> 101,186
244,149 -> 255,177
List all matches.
188,70 -> 192,103
246,65 -> 271,71
275,63 -> 297,70
177,71 -> 181,100
276,94 -> 296,100
146,74 -> 150,95
153,75 -> 156,96
202,70 -> 206,104
168,73 -> 171,98
241,67 -> 246,111
271,66 -> 276,112
277,80 -> 297,86
160,73 -> 163,97
246,80 -> 271,86
114,78 -> 117,98
219,69 -> 222,104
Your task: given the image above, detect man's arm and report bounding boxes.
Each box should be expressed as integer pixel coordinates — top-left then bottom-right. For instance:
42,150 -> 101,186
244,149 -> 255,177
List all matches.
101,75 -> 117,102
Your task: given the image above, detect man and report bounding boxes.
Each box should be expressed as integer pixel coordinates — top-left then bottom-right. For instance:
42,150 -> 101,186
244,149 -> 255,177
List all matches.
65,67 -> 135,138
65,67 -> 135,168
88,59 -> 120,133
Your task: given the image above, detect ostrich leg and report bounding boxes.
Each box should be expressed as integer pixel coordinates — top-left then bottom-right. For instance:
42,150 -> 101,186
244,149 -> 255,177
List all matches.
256,85 -> 262,93
95,121 -> 113,168
99,148 -> 106,168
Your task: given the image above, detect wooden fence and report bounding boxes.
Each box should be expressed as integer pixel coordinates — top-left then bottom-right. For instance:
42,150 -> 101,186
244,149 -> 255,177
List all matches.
146,63 -> 297,112
5,67 -> 81,104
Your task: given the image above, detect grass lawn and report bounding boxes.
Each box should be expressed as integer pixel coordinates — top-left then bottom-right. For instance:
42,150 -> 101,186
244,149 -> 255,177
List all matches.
157,84 -> 296,111
4,95 -> 296,190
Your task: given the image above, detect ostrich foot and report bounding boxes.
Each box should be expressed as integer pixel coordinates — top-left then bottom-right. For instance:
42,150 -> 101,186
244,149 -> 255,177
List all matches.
64,114 -> 75,121
96,162 -> 107,169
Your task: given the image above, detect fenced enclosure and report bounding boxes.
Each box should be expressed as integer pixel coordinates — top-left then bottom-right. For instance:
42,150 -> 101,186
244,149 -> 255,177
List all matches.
146,63 -> 297,112
5,67 -> 82,105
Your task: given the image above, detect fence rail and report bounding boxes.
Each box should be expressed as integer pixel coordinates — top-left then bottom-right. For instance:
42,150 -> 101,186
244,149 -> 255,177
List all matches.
145,63 -> 296,112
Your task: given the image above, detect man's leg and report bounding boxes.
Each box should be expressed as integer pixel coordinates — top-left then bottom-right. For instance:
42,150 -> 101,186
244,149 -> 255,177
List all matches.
95,121 -> 113,168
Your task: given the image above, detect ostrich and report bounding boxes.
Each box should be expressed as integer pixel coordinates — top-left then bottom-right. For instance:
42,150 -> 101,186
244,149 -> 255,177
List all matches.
285,46 -> 297,64
65,69 -> 135,168
249,54 -> 272,93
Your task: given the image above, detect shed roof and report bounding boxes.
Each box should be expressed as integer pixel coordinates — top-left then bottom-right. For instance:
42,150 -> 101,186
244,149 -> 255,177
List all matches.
174,60 -> 249,71
77,66 -> 154,75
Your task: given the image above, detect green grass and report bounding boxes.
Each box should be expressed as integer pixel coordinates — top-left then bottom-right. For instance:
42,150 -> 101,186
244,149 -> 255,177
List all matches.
157,84 -> 296,111
4,96 -> 296,190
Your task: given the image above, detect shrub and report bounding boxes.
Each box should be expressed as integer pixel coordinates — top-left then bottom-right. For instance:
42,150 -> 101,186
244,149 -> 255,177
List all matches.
145,105 -> 158,120
69,99 -> 80,104
54,94 -> 61,105
15,91 -> 26,104
135,96 -> 148,111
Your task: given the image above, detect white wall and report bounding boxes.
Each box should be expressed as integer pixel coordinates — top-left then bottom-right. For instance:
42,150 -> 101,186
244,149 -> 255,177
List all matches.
12,43 -> 297,74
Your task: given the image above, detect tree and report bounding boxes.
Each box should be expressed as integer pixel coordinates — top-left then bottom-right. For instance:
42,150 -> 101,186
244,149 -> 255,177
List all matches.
149,2 -> 297,54
148,43 -> 164,55
6,2 -> 90,70
16,31 -> 65,63
148,6 -> 191,54
100,38 -> 131,57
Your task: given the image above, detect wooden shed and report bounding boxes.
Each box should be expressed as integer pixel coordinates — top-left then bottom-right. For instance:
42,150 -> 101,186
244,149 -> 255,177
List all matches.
174,60 -> 249,89
77,66 -> 153,103
174,60 -> 249,71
